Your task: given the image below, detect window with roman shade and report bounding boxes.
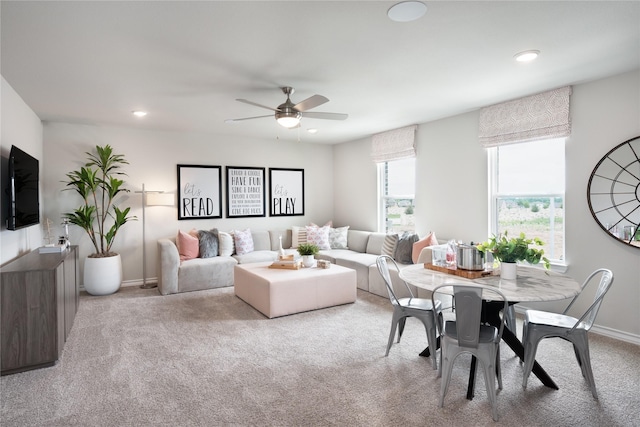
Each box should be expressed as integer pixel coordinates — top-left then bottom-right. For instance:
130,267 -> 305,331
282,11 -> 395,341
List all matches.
371,125 -> 417,163
478,86 -> 571,148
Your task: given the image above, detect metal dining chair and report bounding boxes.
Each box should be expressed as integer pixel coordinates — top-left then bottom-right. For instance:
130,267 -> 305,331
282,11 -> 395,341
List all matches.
522,268 -> 614,399
432,283 -> 508,422
376,255 -> 442,369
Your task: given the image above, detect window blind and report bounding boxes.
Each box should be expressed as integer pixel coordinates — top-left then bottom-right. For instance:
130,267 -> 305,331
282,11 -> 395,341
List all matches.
478,86 -> 571,148
371,125 -> 417,163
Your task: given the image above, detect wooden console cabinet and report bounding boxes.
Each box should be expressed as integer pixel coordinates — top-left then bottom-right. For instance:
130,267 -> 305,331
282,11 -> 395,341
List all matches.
1,246 -> 79,375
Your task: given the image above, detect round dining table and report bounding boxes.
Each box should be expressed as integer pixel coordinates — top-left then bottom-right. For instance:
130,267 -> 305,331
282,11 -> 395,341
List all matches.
399,263 -> 581,398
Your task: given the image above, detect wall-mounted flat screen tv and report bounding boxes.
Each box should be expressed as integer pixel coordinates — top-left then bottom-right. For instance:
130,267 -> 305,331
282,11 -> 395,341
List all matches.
7,145 -> 40,230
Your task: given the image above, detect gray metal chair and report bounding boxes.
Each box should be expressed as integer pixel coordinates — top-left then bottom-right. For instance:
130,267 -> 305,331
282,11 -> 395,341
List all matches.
522,268 -> 614,399
432,283 -> 508,422
376,255 -> 441,369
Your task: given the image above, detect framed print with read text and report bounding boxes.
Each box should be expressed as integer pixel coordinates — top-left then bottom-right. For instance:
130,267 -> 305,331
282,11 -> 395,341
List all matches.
177,164 -> 222,220
269,168 -> 304,216
226,166 -> 266,218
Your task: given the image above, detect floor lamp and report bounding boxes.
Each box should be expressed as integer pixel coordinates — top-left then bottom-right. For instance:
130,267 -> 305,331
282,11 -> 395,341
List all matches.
136,184 -> 174,289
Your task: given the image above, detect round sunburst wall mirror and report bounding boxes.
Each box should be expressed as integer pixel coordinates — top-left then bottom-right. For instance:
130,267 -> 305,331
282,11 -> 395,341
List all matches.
587,135 -> 640,248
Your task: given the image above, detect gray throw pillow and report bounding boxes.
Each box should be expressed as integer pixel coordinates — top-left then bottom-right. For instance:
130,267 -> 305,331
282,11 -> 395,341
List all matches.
394,231 -> 418,264
198,229 -> 219,258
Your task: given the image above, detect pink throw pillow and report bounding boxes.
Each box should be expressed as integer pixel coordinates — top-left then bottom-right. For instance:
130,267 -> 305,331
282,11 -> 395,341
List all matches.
177,229 -> 200,261
412,231 -> 438,264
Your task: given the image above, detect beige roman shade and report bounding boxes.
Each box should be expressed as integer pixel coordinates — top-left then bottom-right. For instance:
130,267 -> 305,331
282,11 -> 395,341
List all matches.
371,125 -> 417,163
479,86 -> 572,147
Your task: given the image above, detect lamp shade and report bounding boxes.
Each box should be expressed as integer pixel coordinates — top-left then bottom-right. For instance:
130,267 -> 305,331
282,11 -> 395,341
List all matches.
146,192 -> 174,206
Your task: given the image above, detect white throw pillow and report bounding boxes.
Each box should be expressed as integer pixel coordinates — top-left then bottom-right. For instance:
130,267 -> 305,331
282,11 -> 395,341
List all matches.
218,231 -> 234,257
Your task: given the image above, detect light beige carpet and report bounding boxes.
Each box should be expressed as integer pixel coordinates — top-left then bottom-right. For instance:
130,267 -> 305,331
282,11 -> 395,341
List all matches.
1,285 -> 639,426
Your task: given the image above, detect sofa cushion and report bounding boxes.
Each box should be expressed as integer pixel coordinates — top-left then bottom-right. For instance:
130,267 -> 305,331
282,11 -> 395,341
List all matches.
177,229 -> 199,261
233,250 -> 277,264
177,256 -> 237,293
347,230 -> 371,253
329,226 -> 349,249
412,231 -> 438,263
251,230 -> 272,251
366,232 -> 388,255
306,225 -> 331,250
233,228 -> 254,255
395,232 -> 419,264
198,229 -> 219,258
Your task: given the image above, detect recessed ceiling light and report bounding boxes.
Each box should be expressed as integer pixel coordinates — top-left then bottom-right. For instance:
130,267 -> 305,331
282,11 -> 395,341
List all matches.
307,128 -> 318,134
132,110 -> 147,117
514,50 -> 540,62
388,1 -> 427,22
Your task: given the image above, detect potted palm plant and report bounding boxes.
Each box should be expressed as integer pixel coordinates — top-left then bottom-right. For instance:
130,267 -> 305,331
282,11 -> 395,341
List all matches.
63,145 -> 135,295
297,243 -> 319,268
476,231 -> 550,279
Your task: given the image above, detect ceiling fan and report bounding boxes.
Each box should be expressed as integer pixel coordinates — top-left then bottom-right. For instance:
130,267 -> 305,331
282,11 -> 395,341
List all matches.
226,86 -> 348,129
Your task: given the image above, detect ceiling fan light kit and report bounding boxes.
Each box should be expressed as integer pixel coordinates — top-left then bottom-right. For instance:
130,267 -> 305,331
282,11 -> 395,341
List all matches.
229,86 -> 347,130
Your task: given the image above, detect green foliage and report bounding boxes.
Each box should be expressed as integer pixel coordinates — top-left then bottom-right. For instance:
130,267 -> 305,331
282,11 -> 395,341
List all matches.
531,204 -> 539,213
404,205 -> 414,215
476,231 -> 550,269
297,243 -> 319,256
63,145 -> 136,257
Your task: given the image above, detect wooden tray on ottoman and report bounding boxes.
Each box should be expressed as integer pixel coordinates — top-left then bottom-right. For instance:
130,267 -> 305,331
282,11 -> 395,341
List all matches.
424,263 -> 492,279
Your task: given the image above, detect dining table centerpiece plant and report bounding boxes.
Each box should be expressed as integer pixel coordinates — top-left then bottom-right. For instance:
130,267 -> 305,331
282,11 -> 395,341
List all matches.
297,243 -> 319,268
476,231 -> 550,279
63,144 -> 136,295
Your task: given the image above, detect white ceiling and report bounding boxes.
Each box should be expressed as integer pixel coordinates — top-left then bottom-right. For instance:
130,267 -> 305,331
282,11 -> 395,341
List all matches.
2,1 -> 639,144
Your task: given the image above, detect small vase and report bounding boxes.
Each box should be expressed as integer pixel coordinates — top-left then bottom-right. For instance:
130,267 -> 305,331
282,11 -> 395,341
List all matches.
302,255 -> 315,268
500,262 -> 517,280
278,236 -> 285,258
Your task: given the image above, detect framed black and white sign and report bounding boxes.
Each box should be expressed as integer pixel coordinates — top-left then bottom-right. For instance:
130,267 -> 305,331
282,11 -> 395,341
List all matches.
269,168 -> 304,216
177,164 -> 222,220
226,166 -> 266,218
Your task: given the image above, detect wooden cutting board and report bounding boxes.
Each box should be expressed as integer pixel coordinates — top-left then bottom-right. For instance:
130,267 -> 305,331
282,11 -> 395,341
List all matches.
424,263 -> 493,279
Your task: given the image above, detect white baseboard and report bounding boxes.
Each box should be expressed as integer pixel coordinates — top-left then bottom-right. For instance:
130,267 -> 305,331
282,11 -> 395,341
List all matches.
513,306 -> 640,346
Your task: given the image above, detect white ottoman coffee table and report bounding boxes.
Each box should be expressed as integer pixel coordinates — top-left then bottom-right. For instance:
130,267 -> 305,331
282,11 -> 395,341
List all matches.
234,262 -> 357,318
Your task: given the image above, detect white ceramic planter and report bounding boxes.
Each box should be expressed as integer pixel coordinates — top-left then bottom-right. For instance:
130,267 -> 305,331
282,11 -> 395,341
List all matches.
500,262 -> 517,280
84,254 -> 123,295
301,255 -> 315,268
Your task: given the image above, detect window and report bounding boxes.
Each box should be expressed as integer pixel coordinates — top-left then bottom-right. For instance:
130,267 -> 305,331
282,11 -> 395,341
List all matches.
489,138 -> 565,263
379,157 -> 415,233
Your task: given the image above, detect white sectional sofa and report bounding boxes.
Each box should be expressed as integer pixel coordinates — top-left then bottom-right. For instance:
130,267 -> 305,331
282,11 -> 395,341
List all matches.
157,228 -> 435,298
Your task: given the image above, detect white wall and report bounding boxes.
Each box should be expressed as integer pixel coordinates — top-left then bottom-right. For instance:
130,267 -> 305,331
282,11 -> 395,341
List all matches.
42,123 -> 334,286
333,70 -> 640,341
0,77 -> 43,265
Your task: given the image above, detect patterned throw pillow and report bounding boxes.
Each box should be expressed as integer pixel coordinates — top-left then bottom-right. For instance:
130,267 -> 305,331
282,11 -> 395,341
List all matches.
381,233 -> 399,257
233,228 -> 254,255
305,225 -> 331,250
291,225 -> 307,249
329,226 -> 349,249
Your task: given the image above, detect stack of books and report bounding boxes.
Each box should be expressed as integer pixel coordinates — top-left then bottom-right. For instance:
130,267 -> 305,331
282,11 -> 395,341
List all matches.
269,254 -> 302,270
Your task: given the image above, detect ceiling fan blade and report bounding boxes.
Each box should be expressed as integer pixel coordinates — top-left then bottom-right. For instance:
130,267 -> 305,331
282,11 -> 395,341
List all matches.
236,99 -> 279,112
294,94 -> 329,112
301,111 -> 348,120
225,114 -> 273,123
